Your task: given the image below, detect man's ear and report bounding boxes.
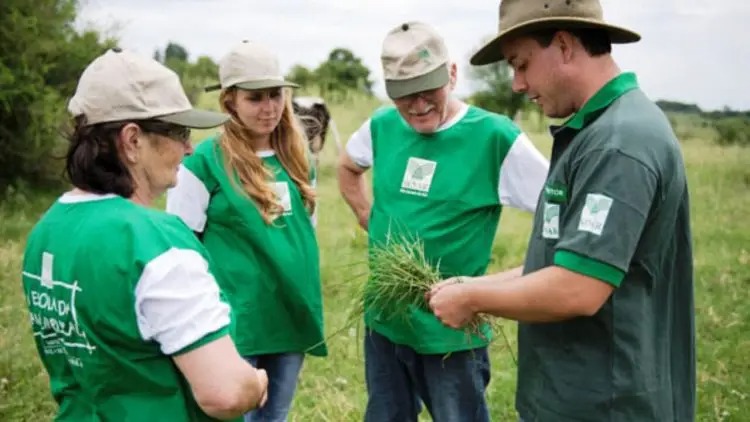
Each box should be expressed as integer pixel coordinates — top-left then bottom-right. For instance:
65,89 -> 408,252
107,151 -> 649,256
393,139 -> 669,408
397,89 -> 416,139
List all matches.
118,123 -> 141,164
448,62 -> 458,89
555,30 -> 577,64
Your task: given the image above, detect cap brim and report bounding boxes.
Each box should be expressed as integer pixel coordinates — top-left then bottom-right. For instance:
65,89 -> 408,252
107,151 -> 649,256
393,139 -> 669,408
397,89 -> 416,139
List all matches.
470,18 -> 641,66
205,79 -> 299,92
385,64 -> 450,99
156,109 -> 229,129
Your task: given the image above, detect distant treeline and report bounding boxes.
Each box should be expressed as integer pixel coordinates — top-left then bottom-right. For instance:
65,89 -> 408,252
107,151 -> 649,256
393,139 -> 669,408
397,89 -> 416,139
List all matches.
656,100 -> 750,119
657,101 -> 750,147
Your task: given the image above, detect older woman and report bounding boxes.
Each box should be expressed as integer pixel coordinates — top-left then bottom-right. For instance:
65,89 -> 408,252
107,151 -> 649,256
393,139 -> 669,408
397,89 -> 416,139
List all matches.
20,48 -> 267,422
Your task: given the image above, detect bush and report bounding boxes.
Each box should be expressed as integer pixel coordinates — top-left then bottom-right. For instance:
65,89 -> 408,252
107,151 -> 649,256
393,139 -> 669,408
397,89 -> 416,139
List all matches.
714,117 -> 750,147
0,0 -> 116,194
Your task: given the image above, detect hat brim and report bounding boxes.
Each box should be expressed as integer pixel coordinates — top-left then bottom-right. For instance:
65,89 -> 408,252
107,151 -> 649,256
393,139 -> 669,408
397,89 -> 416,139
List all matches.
385,64 -> 450,100
470,17 -> 641,66
156,109 -> 230,129
204,79 -> 299,92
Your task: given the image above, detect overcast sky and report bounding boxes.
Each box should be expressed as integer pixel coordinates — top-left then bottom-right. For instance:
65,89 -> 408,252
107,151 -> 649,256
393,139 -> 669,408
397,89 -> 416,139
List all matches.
75,0 -> 748,111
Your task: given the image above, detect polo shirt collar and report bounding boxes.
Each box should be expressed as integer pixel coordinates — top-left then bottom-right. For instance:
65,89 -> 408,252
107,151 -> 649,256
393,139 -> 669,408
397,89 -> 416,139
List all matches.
563,72 -> 640,130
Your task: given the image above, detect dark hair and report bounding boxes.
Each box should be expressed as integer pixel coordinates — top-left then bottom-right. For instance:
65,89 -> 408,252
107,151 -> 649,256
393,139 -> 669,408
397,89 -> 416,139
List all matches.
530,27 -> 612,56
65,116 -> 190,197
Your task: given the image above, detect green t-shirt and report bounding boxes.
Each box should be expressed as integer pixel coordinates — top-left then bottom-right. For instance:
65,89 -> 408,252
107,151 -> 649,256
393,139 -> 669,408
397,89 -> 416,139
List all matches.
166,135 -> 327,357
21,193 -> 233,421
518,73 -> 696,421
345,103 -> 550,354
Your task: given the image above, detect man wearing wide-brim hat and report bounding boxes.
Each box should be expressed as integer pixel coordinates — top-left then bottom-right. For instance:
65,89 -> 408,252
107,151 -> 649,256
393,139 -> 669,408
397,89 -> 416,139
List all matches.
428,1 -> 696,421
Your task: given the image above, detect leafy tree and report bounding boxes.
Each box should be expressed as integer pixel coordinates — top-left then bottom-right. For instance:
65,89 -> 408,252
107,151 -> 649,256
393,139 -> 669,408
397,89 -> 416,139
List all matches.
0,0 -> 117,193
164,42 -> 189,63
465,37 -> 527,120
154,43 -> 219,105
286,64 -> 315,88
314,48 -> 373,100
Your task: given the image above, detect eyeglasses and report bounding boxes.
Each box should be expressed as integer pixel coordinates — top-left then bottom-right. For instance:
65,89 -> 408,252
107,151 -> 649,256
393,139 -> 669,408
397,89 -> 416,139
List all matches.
394,87 -> 443,103
137,121 -> 191,143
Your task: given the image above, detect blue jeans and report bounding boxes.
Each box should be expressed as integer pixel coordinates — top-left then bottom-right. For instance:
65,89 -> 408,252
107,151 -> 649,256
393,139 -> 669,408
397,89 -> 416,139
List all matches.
243,353 -> 305,422
364,329 -> 491,422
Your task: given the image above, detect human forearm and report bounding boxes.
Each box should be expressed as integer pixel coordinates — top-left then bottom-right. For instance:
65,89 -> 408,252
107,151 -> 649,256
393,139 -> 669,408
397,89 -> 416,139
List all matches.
198,358 -> 266,419
469,266 -> 523,284
174,336 -> 268,419
337,161 -> 371,229
465,266 -> 614,322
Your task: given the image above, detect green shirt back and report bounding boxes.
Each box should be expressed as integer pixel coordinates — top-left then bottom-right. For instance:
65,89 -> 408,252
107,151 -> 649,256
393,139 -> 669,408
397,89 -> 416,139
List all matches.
22,194 -> 232,421
167,136 -> 327,357
518,73 -> 696,421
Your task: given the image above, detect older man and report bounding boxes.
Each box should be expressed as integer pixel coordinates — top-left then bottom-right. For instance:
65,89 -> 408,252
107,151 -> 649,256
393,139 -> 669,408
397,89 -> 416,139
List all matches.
428,1 -> 696,421
337,20 -> 549,422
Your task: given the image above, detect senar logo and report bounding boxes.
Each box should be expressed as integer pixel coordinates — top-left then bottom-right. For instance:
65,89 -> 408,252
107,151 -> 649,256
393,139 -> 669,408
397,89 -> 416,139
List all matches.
400,157 -> 437,197
578,193 -> 613,236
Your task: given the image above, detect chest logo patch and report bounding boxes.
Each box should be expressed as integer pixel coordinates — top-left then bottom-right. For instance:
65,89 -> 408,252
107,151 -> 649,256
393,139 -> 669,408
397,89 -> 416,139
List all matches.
542,203 -> 560,239
400,157 -> 437,197
273,182 -> 293,216
578,193 -> 613,236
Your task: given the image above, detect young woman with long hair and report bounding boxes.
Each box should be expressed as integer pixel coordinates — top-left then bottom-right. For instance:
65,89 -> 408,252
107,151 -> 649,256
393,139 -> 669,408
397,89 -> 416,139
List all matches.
166,40 -> 326,422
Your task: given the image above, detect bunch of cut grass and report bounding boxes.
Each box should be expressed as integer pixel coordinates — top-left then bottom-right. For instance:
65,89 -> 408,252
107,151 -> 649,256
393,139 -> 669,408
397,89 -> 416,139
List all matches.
358,233 -> 441,322
310,231 -> 516,365
348,232 -> 492,342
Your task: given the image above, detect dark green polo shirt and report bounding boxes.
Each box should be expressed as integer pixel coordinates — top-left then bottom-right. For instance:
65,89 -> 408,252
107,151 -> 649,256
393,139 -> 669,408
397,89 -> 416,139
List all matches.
516,73 -> 696,421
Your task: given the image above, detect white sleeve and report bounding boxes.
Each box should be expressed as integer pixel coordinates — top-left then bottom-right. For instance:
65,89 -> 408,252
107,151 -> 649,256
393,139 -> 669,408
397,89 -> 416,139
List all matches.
498,132 -> 550,213
134,248 -> 231,355
345,119 -> 373,168
166,164 -> 210,232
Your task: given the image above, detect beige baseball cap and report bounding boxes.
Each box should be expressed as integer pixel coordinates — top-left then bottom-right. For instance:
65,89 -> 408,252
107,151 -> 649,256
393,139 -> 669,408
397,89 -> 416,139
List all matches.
381,21 -> 450,99
205,40 -> 299,92
67,48 -> 229,128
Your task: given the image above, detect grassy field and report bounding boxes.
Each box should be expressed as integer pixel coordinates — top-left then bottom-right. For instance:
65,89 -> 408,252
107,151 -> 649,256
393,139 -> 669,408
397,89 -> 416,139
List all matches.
1,94 -> 749,421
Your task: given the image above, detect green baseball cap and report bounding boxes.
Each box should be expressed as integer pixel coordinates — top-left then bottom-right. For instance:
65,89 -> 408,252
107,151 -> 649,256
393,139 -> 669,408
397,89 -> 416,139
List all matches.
381,21 -> 451,100
205,40 -> 299,92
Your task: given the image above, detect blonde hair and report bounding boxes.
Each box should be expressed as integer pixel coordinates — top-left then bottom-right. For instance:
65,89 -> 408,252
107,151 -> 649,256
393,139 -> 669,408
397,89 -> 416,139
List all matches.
218,87 -> 315,225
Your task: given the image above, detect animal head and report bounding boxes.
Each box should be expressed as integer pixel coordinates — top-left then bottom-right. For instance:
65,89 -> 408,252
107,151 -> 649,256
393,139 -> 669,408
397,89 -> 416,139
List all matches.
292,96 -> 331,156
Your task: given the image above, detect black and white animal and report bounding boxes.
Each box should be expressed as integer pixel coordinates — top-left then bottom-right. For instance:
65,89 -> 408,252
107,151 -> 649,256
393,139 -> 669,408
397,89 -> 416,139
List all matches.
292,96 -> 341,161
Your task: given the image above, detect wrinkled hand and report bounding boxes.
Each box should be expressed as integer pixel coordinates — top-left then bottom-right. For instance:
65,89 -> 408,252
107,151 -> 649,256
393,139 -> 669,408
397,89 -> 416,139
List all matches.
425,277 -> 462,302
428,278 -> 476,329
255,369 -> 269,409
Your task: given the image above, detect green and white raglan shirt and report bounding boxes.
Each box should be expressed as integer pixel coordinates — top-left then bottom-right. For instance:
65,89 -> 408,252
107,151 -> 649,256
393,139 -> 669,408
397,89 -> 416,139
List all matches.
21,193 -> 233,422
346,103 -> 550,354
166,135 -> 327,358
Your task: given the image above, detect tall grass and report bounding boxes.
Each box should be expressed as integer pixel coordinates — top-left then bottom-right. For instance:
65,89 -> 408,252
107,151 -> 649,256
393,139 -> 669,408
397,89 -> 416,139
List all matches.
1,93 -> 749,421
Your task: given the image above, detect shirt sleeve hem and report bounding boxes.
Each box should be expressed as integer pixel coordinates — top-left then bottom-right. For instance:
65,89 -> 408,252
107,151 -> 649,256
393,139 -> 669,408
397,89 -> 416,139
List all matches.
170,325 -> 231,356
554,249 -> 624,287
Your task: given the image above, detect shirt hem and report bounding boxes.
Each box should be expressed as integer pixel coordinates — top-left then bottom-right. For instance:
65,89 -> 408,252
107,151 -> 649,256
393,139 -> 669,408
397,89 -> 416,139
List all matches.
365,323 -> 492,355
171,326 -> 230,356
236,342 -> 328,358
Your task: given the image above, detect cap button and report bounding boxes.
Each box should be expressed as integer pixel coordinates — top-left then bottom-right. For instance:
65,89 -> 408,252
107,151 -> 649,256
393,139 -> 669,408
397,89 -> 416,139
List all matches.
112,47 -> 122,53
401,23 -> 409,31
